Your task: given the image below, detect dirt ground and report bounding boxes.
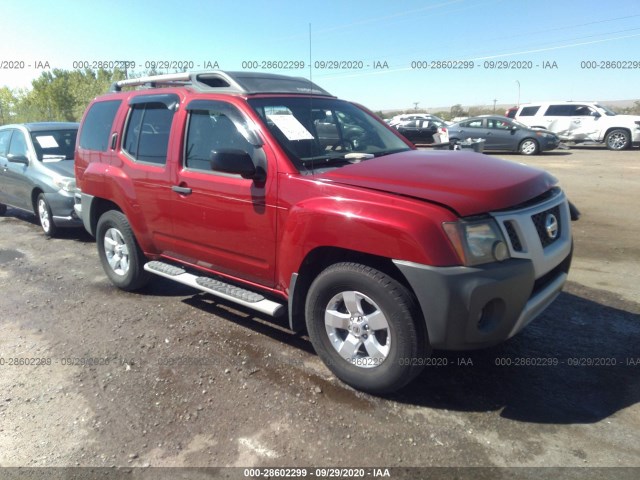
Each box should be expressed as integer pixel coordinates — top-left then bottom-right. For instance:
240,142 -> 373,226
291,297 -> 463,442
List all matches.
0,145 -> 638,476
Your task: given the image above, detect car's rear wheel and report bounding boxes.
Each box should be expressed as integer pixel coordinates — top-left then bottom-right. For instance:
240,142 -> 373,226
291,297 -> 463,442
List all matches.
305,262 -> 428,394
605,129 -> 630,150
37,194 -> 58,237
96,210 -> 150,291
519,138 -> 539,155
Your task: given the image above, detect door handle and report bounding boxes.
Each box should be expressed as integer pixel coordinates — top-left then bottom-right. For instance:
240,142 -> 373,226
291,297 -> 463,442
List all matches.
172,185 -> 192,195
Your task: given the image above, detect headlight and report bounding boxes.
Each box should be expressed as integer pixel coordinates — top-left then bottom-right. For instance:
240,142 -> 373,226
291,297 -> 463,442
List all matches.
53,176 -> 76,193
443,218 -> 510,266
536,131 -> 553,138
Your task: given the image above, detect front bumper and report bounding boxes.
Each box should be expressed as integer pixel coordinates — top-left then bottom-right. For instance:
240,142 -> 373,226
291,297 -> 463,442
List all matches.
45,192 -> 82,228
394,251 -> 571,350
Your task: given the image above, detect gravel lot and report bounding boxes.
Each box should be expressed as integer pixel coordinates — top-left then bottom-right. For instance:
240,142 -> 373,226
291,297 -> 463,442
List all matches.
0,145 -> 638,476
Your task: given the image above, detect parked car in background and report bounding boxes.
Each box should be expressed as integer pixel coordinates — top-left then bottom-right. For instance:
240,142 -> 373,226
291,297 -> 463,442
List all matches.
0,122 -> 81,236
388,113 -> 432,126
448,115 -> 559,155
512,101 -> 640,150
394,115 -> 449,145
505,106 -> 518,119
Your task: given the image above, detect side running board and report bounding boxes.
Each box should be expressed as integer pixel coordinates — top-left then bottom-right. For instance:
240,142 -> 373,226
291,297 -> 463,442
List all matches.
144,261 -> 285,317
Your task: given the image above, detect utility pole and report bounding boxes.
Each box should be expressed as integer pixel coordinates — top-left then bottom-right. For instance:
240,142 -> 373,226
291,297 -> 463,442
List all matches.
413,102 -> 419,111
516,80 -> 521,107
493,98 -> 498,113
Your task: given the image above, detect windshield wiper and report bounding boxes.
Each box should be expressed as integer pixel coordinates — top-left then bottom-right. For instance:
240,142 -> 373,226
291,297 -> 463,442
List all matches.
374,148 -> 410,158
300,152 -> 374,167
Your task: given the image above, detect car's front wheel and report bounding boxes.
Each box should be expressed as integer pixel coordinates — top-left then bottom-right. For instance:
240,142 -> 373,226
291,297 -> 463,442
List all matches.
519,138 -> 539,155
96,210 -> 150,291
305,262 -> 428,394
37,194 -> 58,237
605,129 -> 630,150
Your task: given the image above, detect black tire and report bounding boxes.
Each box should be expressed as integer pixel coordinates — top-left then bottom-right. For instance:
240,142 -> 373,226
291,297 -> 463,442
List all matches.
449,138 -> 460,150
0,203 -> 6,215
36,193 -> 58,237
605,129 -> 630,151
305,262 -> 428,394
519,138 -> 539,155
96,210 -> 150,291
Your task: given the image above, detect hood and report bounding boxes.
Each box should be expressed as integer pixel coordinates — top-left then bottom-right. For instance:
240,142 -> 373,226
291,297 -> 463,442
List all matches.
318,150 -> 557,217
43,159 -> 75,178
605,114 -> 640,124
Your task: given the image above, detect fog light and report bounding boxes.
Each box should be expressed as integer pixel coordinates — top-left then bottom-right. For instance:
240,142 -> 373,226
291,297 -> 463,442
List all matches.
477,299 -> 506,332
493,241 -> 509,262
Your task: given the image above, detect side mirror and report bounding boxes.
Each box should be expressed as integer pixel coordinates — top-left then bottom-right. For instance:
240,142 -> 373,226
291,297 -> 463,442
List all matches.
210,149 -> 264,181
590,111 -> 601,118
7,153 -> 29,165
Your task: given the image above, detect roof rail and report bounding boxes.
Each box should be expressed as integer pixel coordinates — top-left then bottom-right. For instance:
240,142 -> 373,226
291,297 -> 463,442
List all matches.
109,70 -> 333,97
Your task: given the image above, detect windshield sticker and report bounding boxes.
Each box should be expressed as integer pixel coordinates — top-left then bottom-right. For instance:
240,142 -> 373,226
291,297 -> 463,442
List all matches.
34,135 -> 60,148
267,114 -> 314,141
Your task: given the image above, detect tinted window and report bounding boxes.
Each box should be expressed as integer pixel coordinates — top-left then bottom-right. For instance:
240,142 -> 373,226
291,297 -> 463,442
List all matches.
185,104 -> 253,171
123,102 -> 174,165
79,100 -> 121,151
544,105 -> 576,116
0,130 -> 12,156
461,119 -> 483,128
488,118 -> 511,130
519,106 -> 540,116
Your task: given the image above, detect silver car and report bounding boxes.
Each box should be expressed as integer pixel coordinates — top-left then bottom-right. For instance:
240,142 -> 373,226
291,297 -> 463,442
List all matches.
0,122 -> 81,236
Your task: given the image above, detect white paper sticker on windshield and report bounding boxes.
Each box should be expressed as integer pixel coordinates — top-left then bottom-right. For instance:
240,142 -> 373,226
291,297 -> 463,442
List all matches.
267,114 -> 314,141
34,135 -> 59,148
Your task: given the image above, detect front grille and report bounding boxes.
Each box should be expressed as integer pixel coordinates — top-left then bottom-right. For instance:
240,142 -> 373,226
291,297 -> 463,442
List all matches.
531,206 -> 562,248
504,221 -> 523,252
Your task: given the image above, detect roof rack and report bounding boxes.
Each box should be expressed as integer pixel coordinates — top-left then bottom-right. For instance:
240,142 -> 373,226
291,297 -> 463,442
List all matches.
110,70 -> 334,97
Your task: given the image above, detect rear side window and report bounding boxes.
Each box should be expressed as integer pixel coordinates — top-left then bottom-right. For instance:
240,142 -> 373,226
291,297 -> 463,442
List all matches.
519,106 -> 540,116
123,102 -> 175,165
544,105 -> 576,116
79,100 -> 121,151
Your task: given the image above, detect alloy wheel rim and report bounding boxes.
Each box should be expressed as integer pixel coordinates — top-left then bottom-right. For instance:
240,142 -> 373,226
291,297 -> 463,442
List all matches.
38,199 -> 50,232
103,228 -> 130,276
324,290 -> 391,369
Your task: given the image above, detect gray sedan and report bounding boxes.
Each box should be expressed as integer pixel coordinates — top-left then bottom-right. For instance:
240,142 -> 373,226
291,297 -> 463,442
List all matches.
0,122 -> 81,236
448,115 -> 559,155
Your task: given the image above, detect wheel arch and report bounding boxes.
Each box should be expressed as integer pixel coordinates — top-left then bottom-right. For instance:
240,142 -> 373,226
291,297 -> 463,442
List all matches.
288,246 -> 416,333
87,197 -> 122,237
604,127 -> 631,149
30,187 -> 44,214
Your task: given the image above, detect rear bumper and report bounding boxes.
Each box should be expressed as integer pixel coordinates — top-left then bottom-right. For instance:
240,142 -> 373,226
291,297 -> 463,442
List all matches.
393,250 -> 571,350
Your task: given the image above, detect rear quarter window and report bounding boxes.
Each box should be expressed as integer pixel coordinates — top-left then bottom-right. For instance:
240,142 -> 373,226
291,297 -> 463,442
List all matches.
79,100 -> 122,151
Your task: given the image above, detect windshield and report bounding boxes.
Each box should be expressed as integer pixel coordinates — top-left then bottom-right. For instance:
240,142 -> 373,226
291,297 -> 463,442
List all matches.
30,129 -> 77,161
595,104 -> 617,116
248,97 -> 411,173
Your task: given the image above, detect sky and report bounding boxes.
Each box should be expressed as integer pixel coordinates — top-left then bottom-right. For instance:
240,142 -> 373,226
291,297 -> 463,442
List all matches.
1,0 -> 640,111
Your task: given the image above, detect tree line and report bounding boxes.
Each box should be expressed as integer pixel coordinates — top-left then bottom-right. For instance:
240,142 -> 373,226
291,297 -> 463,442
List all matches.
0,68 -> 127,125
3,68 -> 640,125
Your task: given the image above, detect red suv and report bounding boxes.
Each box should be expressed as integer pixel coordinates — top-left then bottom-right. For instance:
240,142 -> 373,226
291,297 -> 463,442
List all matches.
75,71 -> 573,393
